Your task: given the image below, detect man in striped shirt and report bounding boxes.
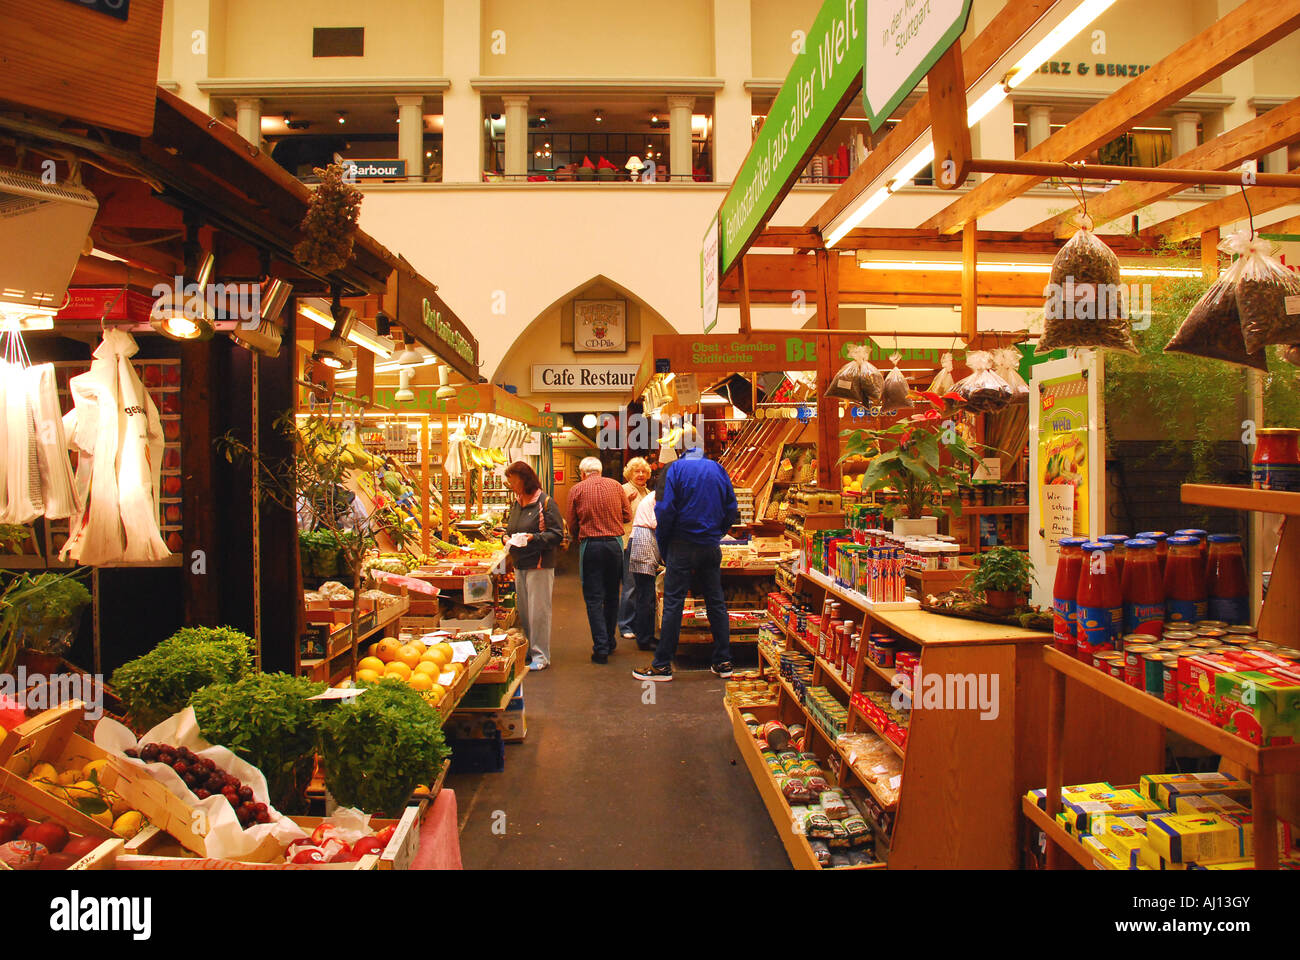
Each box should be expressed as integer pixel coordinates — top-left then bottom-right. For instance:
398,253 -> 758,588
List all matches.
566,457 -> 632,663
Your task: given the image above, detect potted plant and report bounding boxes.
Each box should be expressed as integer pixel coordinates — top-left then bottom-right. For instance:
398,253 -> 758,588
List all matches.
841,392 -> 986,534
0,570 -> 92,676
968,546 -> 1034,612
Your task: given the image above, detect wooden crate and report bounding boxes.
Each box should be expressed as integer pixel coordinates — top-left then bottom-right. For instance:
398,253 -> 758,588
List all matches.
0,769 -> 125,870
99,756 -> 284,863
0,702 -> 118,839
477,638 -> 526,684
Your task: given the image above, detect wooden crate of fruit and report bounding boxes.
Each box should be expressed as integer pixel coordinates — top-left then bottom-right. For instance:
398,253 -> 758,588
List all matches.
0,771 -> 124,870
0,702 -> 139,840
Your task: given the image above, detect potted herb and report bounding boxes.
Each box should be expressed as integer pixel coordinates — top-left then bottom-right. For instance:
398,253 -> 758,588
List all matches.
314,679 -> 450,817
0,570 -> 92,675
841,392 -> 986,533
190,672 -> 327,814
109,626 -> 255,731
968,546 -> 1034,612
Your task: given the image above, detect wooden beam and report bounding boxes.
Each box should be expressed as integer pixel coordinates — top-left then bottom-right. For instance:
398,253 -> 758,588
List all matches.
920,0 -> 1300,234
814,249 -> 839,330
808,0 -> 1057,235
800,226 -> 1159,256
737,255 -> 753,334
962,220 -> 978,339
1201,228 -> 1221,281
1141,166 -> 1300,242
1031,97 -> 1300,237
813,248 -> 840,489
967,157 -> 1300,189
928,44 -> 972,191
1257,212 -> 1300,236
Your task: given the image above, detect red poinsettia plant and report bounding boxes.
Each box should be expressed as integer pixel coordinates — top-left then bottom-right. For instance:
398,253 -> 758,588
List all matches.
840,391 -> 987,519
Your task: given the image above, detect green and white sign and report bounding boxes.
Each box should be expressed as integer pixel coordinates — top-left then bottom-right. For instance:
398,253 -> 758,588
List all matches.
863,0 -> 972,131
702,215 -> 720,333
717,0 -> 864,275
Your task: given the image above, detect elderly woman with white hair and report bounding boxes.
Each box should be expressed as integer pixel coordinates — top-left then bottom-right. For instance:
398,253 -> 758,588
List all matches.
565,456 -> 632,663
617,456 -> 652,640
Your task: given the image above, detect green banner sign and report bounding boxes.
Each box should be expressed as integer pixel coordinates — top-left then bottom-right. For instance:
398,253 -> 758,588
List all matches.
717,0 -> 864,275
862,0 -> 972,131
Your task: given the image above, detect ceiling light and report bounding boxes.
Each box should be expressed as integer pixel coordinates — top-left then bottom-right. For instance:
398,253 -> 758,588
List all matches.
229,278 -> 292,357
394,367 -> 416,402
651,114 -> 659,124
435,364 -> 457,400
0,303 -> 57,331
582,413 -> 598,428
150,252 -> 216,341
337,112 -> 347,125
824,187 -> 890,247
1005,0 -> 1118,88
312,305 -> 357,371
299,299 -> 393,357
595,110 -> 604,123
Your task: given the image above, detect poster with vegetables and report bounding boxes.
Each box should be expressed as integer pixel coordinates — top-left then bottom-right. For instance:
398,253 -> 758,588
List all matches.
1039,372 -> 1089,541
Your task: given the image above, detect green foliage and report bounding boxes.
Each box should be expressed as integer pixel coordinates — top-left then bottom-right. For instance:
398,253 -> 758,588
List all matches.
315,679 -> 450,817
0,525 -> 31,553
841,395 -> 985,519
190,672 -> 327,814
1104,248 -> 1300,484
968,546 -> 1035,596
8,572 -> 92,622
110,626 -> 255,732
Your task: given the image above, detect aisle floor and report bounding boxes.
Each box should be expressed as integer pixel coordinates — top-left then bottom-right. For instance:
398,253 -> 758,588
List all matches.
447,558 -> 791,869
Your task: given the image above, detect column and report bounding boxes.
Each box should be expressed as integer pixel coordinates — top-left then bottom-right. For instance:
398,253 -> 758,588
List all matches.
234,97 -> 261,147
668,95 -> 696,182
1171,112 -> 1200,158
1026,105 -> 1052,152
442,0 -> 482,184
1268,142 -> 1290,175
396,95 -> 426,181
502,94 -> 530,179
712,0 -> 752,183
971,96 -> 1014,182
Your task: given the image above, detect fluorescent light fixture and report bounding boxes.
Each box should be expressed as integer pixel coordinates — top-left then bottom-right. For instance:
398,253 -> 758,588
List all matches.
1005,0 -> 1118,88
0,302 -> 56,330
887,143 -> 936,192
300,299 -> 394,358
700,394 -> 729,405
857,258 -> 1200,278
824,187 -> 890,247
965,85 -> 1008,127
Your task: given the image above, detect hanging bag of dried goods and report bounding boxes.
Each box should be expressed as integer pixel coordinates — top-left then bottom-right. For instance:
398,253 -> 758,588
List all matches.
1221,229 -> 1300,353
992,347 -> 1030,399
823,343 -> 883,405
1164,268 -> 1266,370
954,350 -> 1013,413
880,352 -> 913,410
927,351 -> 955,395
1038,220 -> 1137,354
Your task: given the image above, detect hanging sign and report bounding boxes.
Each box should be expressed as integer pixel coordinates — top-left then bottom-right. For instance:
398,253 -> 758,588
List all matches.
702,215 -> 720,334
716,0 -> 865,275
863,0 -> 973,131
59,0 -> 130,20
342,159 -> 407,179
390,256 -> 480,382
532,364 -> 639,392
573,300 -> 627,352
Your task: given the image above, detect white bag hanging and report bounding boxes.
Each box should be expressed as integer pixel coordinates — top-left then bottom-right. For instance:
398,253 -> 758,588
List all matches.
28,363 -> 78,519
0,361 -> 10,521
3,359 -> 42,524
991,347 -> 1030,400
928,352 -> 956,395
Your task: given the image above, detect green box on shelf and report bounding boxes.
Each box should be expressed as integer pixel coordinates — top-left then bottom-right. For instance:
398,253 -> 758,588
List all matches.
459,681 -> 513,709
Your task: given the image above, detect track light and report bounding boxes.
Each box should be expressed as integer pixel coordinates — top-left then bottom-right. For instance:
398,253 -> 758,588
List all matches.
394,367 -> 416,402
229,278 -> 291,357
312,303 -> 356,371
151,252 -> 216,341
435,363 -> 457,400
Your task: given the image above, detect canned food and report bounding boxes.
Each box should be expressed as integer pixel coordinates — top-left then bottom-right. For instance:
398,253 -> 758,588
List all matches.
1124,644 -> 1157,688
1142,652 -> 1168,697
1161,655 -> 1182,706
1107,658 -> 1126,682
1194,627 -> 1227,640
1122,633 -> 1157,650
1162,630 -> 1198,643
741,712 -> 759,725
1197,620 -> 1229,630
762,721 -> 792,751
1189,639 -> 1224,649
1093,651 -> 1124,672
1226,625 -> 1257,637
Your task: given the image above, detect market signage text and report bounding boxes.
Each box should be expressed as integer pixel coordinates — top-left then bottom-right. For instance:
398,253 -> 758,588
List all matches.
423,298 -> 474,366
1038,61 -> 1151,77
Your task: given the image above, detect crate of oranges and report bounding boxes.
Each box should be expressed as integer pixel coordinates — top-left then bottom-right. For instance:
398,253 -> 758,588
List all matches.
355,635 -> 490,715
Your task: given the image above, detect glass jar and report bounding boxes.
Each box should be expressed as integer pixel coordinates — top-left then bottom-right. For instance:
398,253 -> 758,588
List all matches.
1253,428 -> 1300,491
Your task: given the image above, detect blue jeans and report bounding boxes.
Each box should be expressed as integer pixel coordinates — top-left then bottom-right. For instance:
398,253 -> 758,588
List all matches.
617,544 -> 636,634
654,541 -> 731,671
580,537 -> 624,655
632,571 -> 658,649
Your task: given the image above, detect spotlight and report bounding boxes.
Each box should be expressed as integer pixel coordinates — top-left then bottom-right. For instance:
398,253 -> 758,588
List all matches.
229,278 -> 292,357
394,367 -> 416,402
150,252 -> 216,341
312,303 -> 356,371
435,364 -> 457,400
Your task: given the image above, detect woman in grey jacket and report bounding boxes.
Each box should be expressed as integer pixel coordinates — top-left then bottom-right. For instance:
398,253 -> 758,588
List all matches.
504,461 -> 565,670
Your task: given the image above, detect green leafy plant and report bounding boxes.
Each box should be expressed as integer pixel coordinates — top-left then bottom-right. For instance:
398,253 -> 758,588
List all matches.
841,392 -> 986,519
190,672 -> 327,814
314,679 -> 450,817
110,626 -> 255,732
968,546 -> 1035,597
0,569 -> 93,673
0,524 -> 31,554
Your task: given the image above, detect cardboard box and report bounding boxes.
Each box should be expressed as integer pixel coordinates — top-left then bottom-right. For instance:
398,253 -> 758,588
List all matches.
1024,783 -> 1115,811
1177,654 -> 1244,726
1094,815 -> 1150,869
1214,669 -> 1300,746
1082,835 -> 1132,870
1139,771 -> 1247,805
1172,793 -> 1251,817
1147,813 -> 1247,864
1061,789 -> 1161,834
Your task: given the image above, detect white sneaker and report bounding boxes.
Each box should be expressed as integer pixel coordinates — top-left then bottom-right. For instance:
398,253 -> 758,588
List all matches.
529,659 -> 550,671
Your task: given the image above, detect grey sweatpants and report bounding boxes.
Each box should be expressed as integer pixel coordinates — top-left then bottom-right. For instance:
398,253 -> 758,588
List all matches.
515,567 -> 554,666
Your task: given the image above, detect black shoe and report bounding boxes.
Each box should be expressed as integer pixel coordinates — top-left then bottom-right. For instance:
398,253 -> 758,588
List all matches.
591,653 -> 609,664
636,642 -> 655,651
633,663 -> 673,682
711,662 -> 734,678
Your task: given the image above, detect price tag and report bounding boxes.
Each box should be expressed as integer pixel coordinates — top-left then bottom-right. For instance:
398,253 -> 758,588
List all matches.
889,775 -> 902,791
438,671 -> 456,686
847,752 -> 859,766
1286,295 -> 1300,316
308,687 -> 367,701
450,640 -> 478,663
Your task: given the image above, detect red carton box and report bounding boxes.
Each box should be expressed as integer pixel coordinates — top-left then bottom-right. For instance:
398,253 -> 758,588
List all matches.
1214,669 -> 1300,746
1178,654 -> 1244,727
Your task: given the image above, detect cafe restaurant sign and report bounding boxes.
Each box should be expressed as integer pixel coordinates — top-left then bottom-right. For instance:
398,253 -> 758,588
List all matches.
532,364 -> 639,392
574,300 -> 626,352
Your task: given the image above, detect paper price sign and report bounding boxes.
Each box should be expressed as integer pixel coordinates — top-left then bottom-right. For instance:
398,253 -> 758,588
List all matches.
450,640 -> 478,663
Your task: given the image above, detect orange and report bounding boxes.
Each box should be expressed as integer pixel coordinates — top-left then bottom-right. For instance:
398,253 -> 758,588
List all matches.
432,642 -> 455,662
358,656 -> 385,674
367,642 -> 380,657
395,644 -> 423,669
414,661 -> 441,677
383,661 -> 412,681
356,668 -> 382,684
408,672 -> 433,692
444,662 -> 465,680
375,638 -> 401,663
425,684 -> 445,703
420,647 -> 450,668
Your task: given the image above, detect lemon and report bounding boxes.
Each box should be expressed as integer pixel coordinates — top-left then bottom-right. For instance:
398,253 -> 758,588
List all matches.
82,758 -> 110,781
56,768 -> 80,786
113,811 -> 144,839
65,780 -> 99,801
107,792 -> 132,819
90,806 -> 114,828
28,762 -> 57,784
358,656 -> 385,674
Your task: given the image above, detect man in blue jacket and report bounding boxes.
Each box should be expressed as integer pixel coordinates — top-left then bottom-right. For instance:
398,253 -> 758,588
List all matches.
633,424 -> 740,682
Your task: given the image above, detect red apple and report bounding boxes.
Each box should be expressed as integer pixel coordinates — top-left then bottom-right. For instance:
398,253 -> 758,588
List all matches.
352,835 -> 385,857
328,848 -> 360,863
62,836 -> 103,860
291,847 -> 327,864
21,821 -> 68,853
38,852 -> 78,870
373,825 -> 396,846
0,812 -> 29,844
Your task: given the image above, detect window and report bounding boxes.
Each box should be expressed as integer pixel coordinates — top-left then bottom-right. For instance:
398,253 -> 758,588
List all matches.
313,27 -> 364,58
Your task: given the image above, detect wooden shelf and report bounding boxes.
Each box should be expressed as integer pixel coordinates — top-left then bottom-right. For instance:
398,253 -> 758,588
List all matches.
1044,647 -> 1300,775
455,672 -> 524,713
850,702 -> 906,759
830,733 -> 900,813
943,505 -> 1029,515
1182,483 -> 1300,517
1020,797 -> 1098,871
